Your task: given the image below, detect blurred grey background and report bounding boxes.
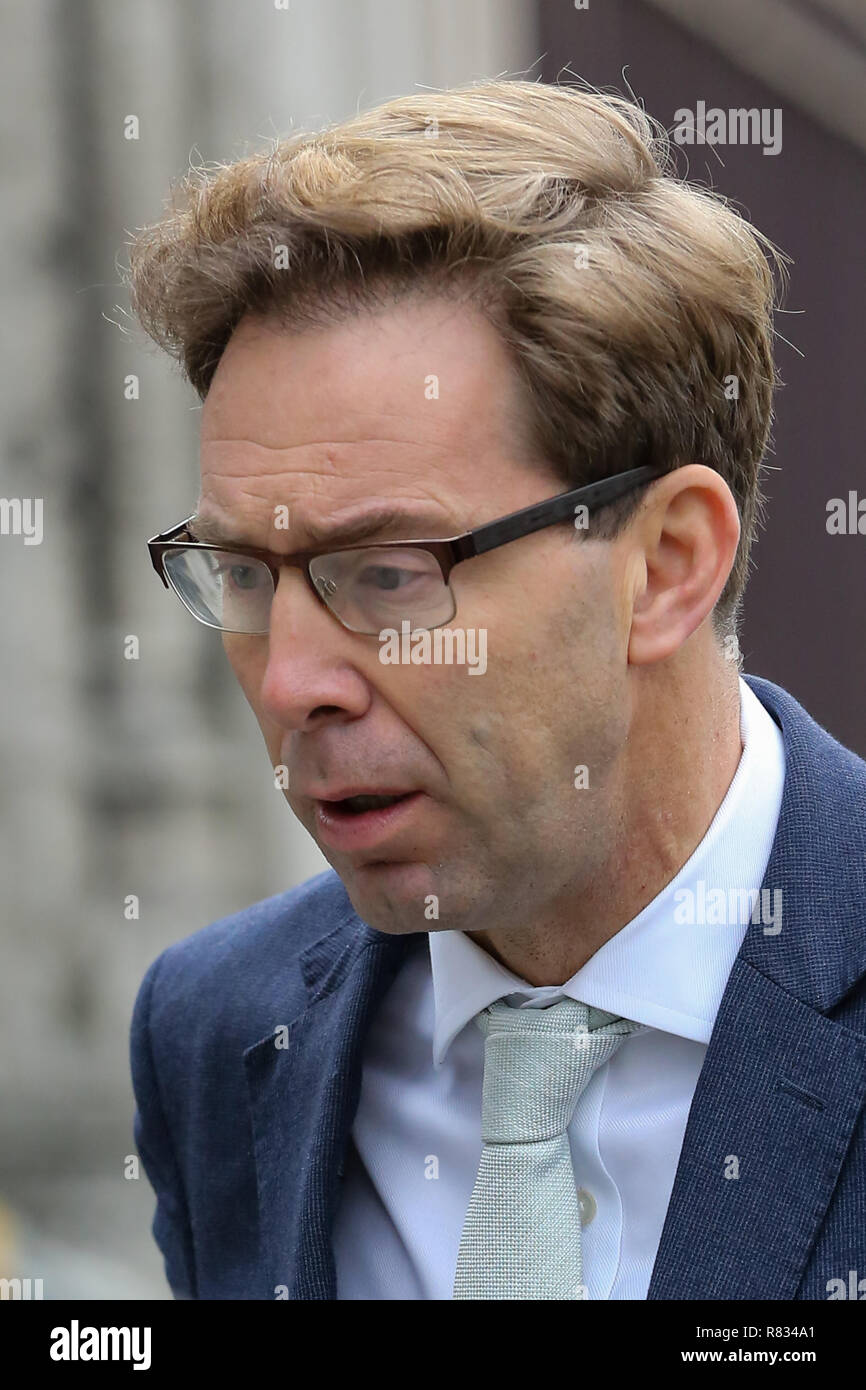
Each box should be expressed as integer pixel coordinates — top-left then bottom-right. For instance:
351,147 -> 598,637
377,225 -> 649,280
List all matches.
0,0 -> 862,1298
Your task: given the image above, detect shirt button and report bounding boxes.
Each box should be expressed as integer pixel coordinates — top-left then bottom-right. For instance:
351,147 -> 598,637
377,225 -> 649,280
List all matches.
578,1188 -> 597,1225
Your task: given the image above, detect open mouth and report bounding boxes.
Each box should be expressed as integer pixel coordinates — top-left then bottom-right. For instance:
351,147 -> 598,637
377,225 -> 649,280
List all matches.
325,792 -> 414,817
314,790 -> 424,851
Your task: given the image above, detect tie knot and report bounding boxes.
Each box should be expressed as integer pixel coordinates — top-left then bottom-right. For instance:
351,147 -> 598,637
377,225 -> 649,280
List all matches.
477,996 -> 627,1040
475,997 -> 638,1145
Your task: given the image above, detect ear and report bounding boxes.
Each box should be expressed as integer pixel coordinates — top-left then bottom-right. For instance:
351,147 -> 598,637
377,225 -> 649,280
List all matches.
627,464 -> 740,665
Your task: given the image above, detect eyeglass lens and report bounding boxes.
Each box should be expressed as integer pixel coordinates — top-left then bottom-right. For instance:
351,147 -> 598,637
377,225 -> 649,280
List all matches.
163,544 -> 456,634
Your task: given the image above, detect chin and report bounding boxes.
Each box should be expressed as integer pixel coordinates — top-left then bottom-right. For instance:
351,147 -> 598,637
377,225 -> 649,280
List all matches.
342,858 -> 446,933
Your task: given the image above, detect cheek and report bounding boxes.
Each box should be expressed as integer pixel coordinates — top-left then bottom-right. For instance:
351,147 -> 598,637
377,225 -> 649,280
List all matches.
372,659 -> 502,796
222,634 -> 270,719
479,557 -> 622,756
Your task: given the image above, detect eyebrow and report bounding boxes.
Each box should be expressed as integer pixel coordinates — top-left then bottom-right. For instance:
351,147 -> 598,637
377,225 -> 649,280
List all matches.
188,503 -> 457,551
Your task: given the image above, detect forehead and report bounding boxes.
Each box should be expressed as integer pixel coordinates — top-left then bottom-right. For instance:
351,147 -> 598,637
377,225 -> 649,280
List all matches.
198,297 -> 537,506
194,296 -> 562,552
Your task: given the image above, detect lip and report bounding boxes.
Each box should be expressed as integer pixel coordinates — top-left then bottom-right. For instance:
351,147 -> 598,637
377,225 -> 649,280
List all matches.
314,791 -> 426,853
306,786 -> 416,802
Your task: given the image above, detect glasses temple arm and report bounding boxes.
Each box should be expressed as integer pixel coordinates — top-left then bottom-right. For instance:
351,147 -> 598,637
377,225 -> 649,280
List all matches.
468,466 -> 661,557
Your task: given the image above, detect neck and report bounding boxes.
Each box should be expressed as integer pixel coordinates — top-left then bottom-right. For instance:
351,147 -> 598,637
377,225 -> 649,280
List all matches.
467,645 -> 744,986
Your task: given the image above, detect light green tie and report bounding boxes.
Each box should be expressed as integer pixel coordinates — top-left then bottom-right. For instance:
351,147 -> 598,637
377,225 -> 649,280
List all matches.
452,996 -> 639,1300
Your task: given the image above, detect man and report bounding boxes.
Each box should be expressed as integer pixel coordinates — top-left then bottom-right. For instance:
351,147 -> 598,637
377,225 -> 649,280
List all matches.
127,80 -> 866,1300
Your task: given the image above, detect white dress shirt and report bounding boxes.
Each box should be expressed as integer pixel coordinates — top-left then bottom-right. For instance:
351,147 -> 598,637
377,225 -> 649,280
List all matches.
331,676 -> 786,1299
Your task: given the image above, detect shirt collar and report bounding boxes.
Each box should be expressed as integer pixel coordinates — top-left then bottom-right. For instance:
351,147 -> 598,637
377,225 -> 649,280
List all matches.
429,676 -> 786,1067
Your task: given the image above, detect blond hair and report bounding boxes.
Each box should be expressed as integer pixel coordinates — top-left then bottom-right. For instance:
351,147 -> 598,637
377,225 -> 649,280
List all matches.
125,78 -> 787,635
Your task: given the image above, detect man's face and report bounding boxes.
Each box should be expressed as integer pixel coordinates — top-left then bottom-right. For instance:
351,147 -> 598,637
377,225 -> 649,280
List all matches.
198,296 -> 637,938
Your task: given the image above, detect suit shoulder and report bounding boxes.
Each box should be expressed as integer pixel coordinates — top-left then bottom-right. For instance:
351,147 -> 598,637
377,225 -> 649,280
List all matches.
131,868 -> 355,1048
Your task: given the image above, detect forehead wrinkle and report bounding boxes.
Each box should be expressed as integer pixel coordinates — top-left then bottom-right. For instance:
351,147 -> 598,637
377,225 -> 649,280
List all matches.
197,467 -> 453,517
199,433 -> 439,455
191,494 -> 459,551
197,444 -> 463,537
202,376 -> 504,463
198,436 -> 456,500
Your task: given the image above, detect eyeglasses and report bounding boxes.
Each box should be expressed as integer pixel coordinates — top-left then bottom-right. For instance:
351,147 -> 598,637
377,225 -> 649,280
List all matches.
147,464 -> 661,636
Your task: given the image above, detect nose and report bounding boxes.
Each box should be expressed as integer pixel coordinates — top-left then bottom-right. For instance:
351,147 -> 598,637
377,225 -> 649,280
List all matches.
257,568 -> 372,732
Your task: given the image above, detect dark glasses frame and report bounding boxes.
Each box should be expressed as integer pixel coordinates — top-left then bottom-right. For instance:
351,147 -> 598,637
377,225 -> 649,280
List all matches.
147,463 -> 662,624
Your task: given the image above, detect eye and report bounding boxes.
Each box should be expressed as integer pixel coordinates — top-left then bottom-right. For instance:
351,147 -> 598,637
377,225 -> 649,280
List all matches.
230,565 -> 260,590
356,564 -> 425,591
214,559 -> 266,591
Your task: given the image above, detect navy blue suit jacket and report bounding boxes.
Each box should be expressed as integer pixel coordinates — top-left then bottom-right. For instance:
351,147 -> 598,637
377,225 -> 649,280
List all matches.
130,676 -> 866,1300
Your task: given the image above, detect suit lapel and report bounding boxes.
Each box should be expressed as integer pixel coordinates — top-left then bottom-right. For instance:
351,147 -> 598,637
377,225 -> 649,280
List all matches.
647,957 -> 866,1299
648,676 -> 866,1299
243,915 -> 412,1299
